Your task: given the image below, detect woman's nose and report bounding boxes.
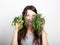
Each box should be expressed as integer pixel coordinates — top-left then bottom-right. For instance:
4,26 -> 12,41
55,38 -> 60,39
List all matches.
29,17 -> 34,21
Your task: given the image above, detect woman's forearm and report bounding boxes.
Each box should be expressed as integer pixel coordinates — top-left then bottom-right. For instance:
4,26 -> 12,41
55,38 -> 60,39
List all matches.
11,29 -> 18,45
42,30 -> 49,45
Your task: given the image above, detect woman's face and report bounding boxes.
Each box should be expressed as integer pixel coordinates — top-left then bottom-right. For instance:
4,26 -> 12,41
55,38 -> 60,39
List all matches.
25,10 -> 36,26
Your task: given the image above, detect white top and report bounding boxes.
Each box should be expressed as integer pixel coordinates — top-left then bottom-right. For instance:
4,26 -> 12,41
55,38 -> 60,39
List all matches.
21,33 -> 36,45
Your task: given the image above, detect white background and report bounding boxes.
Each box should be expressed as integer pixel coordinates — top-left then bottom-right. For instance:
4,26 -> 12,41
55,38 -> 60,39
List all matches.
0,0 -> 60,45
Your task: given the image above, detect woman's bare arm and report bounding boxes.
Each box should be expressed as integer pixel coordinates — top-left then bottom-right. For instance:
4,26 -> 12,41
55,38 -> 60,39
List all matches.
42,29 -> 49,45
11,23 -> 18,45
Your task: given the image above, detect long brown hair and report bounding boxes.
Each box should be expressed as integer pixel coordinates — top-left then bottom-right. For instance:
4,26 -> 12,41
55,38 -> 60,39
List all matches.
18,5 -> 42,45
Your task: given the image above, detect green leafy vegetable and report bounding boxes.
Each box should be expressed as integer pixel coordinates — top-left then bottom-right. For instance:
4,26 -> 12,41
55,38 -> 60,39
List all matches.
32,14 -> 45,36
12,15 -> 24,30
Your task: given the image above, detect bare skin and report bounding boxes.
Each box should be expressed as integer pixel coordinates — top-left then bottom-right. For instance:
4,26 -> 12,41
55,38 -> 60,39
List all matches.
11,23 -> 18,45
11,10 -> 49,45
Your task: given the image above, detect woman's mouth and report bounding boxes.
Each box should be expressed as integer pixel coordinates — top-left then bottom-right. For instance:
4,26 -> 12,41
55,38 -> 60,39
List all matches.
29,21 -> 32,23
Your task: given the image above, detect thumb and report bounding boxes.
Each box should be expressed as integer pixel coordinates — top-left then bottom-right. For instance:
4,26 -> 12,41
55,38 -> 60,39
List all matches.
15,23 -> 19,30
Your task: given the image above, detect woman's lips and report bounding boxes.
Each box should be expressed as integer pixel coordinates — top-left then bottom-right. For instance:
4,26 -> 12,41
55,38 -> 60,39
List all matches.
29,21 -> 32,23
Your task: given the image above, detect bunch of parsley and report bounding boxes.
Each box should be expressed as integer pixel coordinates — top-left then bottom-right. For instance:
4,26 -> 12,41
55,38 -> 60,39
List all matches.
32,14 -> 45,36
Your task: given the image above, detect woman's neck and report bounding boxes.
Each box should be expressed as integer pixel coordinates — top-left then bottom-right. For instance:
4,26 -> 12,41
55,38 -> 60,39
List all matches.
27,26 -> 33,34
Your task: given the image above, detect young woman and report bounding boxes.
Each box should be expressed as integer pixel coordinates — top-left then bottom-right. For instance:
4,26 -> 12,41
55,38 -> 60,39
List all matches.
11,5 -> 49,45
